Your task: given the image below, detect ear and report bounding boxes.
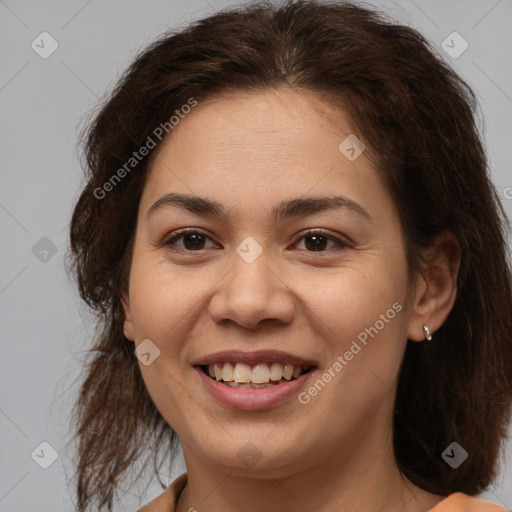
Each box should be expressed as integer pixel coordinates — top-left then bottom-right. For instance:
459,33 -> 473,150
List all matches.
407,230 -> 461,342
121,292 -> 135,342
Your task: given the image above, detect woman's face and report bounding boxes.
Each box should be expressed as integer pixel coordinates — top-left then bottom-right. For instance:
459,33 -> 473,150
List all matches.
122,86 -> 418,477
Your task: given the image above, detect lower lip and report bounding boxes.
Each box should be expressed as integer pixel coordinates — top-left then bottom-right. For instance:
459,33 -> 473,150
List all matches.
194,366 -> 315,411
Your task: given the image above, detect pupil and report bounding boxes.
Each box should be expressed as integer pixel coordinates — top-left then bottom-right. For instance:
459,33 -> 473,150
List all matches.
305,235 -> 327,251
184,234 -> 204,250
182,234 -> 327,251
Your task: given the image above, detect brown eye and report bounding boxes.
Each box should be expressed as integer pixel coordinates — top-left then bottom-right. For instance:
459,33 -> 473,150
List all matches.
303,233 -> 329,251
295,230 -> 350,252
163,228 -> 351,253
163,229 -> 215,251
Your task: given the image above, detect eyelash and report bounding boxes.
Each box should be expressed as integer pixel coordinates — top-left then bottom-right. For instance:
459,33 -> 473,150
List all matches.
162,228 -> 352,253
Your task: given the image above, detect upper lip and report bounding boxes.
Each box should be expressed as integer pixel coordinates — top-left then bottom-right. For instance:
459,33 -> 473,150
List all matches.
191,349 -> 318,367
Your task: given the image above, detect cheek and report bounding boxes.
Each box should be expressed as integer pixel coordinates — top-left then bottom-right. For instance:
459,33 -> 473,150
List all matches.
295,266 -> 408,429
128,253 -> 189,341
331,264 -> 408,391
301,258 -> 408,350
137,358 -> 193,435
127,257 -> 191,424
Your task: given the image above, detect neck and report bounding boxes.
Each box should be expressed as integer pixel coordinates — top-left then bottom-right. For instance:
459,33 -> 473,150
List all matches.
176,422 -> 445,512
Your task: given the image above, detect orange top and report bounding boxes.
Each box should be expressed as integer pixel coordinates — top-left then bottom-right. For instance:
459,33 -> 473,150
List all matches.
137,473 -> 508,512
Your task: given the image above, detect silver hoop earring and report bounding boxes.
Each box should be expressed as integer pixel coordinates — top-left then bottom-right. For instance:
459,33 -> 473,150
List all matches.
423,325 -> 432,341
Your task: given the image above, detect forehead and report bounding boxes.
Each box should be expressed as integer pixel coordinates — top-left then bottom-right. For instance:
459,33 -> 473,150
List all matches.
157,87 -> 352,161
139,86 -> 395,226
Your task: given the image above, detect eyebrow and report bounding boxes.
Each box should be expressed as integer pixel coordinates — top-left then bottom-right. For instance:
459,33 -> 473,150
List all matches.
146,192 -> 372,223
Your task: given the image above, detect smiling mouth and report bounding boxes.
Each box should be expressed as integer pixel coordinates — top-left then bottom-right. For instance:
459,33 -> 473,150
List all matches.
199,362 -> 315,389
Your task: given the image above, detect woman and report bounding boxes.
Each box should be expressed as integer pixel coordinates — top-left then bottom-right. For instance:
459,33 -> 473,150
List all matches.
66,1 -> 512,511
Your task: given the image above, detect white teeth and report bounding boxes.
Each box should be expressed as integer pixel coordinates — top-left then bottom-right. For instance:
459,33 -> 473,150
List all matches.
251,364 -> 270,383
282,364 -> 294,380
234,363 -> 252,383
206,362 -> 309,384
221,362 -> 234,382
225,381 -> 276,389
269,363 -> 283,381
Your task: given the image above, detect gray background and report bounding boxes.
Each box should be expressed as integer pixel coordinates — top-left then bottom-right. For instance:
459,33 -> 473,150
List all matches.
1,0 -> 511,510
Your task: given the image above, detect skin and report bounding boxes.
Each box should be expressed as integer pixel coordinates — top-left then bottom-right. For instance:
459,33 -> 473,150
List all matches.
122,86 -> 461,512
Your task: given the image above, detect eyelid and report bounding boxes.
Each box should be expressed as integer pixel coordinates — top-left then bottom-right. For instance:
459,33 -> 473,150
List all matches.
163,227 -> 218,248
298,228 -> 353,249
162,227 -> 352,252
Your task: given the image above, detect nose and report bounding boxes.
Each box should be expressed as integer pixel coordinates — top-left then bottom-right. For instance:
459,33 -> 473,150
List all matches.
208,249 -> 295,330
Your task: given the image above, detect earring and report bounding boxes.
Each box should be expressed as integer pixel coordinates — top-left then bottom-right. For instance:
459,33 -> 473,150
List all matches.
423,325 -> 432,341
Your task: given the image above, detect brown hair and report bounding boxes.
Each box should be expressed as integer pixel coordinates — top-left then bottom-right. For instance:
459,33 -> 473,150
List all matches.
66,0 -> 512,509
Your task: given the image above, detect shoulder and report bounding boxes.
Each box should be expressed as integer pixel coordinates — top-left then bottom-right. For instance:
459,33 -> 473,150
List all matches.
137,473 -> 188,512
428,492 -> 508,512
135,479 -> 507,512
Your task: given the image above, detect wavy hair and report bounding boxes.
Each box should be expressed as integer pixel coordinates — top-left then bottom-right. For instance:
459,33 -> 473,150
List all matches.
66,1 -> 512,510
